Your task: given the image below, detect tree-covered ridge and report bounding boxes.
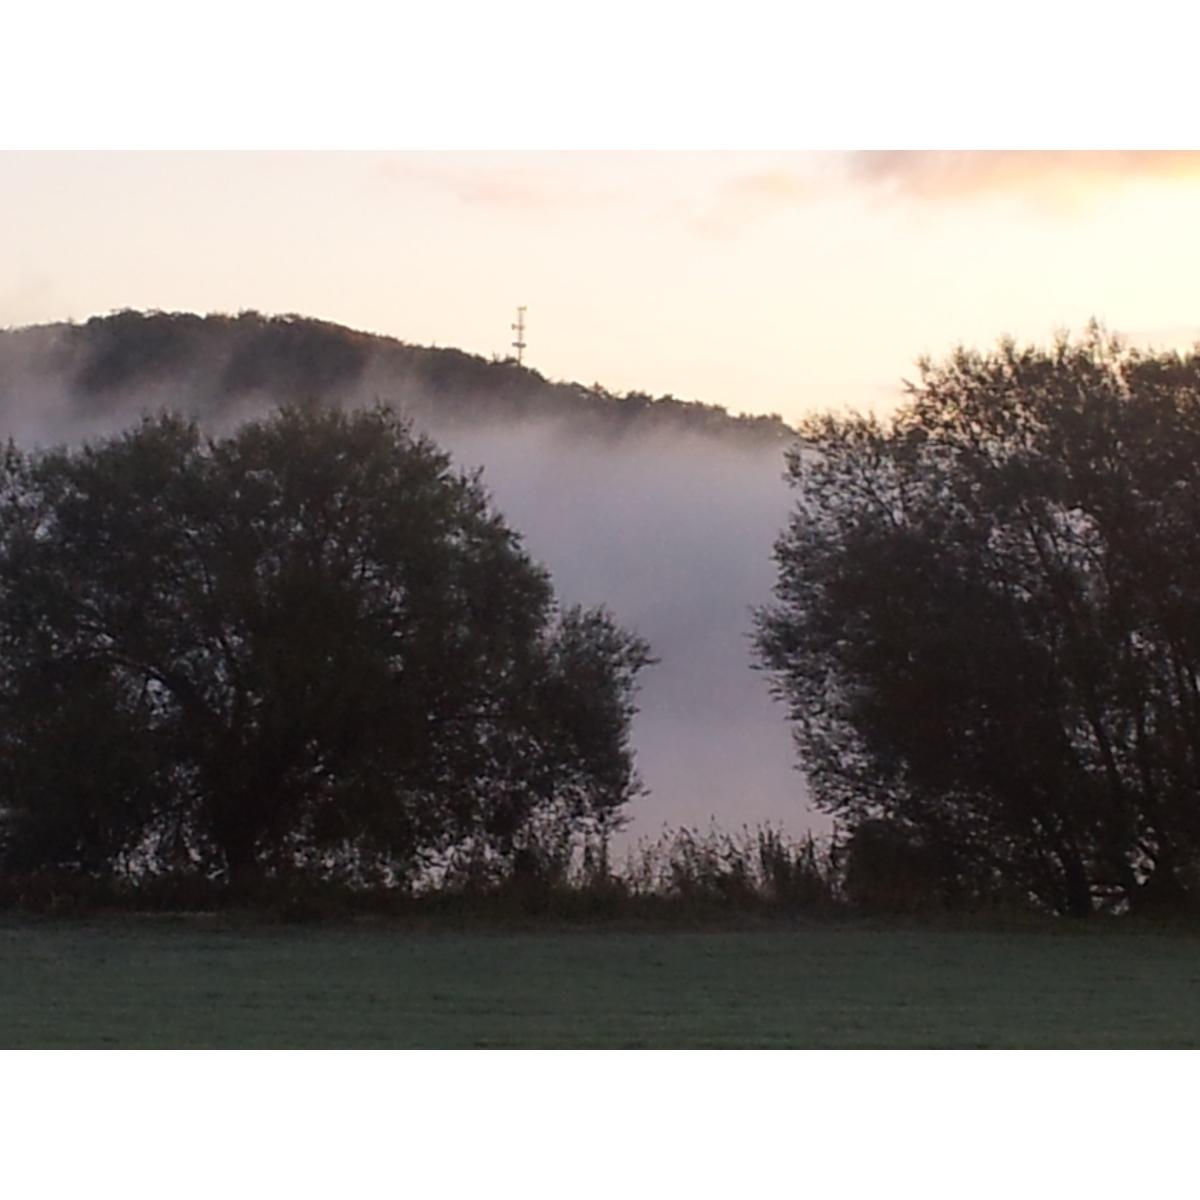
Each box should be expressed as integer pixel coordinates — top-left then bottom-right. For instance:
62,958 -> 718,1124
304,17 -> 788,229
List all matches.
0,309 -> 796,445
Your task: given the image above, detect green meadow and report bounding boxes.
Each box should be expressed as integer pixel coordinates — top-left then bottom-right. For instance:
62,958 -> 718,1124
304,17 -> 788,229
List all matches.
4,918 -> 1200,1048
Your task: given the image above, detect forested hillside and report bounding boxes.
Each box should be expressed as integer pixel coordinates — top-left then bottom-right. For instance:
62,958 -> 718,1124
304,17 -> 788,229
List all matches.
0,310 -> 795,445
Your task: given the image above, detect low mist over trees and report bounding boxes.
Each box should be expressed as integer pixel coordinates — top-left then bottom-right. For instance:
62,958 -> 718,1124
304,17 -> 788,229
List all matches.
0,403 -> 651,888
757,327 -> 1200,916
0,310 -> 794,446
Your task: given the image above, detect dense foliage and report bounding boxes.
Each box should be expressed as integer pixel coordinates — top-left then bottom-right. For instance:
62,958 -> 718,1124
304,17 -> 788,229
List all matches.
757,328 -> 1200,916
0,309 -> 794,445
0,404 -> 651,887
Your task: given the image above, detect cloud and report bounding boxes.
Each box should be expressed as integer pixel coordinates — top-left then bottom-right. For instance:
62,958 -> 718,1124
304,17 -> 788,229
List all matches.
375,154 -> 615,213
844,150 -> 1200,210
680,162 -> 832,237
382,152 -> 830,238
700,151 -> 1200,230
728,170 -> 822,204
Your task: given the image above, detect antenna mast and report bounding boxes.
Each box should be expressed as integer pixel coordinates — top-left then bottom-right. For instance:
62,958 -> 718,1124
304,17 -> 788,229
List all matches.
511,306 -> 527,365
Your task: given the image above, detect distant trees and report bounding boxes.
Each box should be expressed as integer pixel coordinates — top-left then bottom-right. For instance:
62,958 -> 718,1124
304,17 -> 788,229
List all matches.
757,328 -> 1200,916
0,310 -> 795,446
0,403 -> 651,888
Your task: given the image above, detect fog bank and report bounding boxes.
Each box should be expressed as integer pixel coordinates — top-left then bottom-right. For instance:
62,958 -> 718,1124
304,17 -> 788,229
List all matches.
429,416 -> 820,842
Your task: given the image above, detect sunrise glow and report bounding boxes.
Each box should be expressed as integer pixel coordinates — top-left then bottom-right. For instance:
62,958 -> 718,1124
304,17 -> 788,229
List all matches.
5,150 -> 1200,424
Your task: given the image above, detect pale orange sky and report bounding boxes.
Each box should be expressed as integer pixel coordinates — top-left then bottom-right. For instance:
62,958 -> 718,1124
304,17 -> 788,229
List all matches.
4,150 -> 1200,424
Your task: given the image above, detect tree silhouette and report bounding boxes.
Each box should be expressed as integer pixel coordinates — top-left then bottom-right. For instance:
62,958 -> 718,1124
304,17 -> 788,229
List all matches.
757,327 -> 1200,916
0,404 -> 651,888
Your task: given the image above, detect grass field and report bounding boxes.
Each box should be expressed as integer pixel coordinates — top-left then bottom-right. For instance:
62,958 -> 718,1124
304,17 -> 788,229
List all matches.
4,916 -> 1200,1048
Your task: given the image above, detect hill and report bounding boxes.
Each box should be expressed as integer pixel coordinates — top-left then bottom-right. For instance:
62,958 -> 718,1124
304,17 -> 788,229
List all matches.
0,309 -> 795,447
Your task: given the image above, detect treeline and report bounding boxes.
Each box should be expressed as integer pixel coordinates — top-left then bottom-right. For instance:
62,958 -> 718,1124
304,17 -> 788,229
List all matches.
0,309 -> 794,446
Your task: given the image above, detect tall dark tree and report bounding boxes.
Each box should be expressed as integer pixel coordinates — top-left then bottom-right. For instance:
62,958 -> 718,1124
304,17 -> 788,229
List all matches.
756,327 -> 1200,916
0,404 -> 651,887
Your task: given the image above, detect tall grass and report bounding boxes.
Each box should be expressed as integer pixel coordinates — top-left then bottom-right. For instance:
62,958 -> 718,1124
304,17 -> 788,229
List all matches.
0,823 -> 845,922
618,824 -> 840,913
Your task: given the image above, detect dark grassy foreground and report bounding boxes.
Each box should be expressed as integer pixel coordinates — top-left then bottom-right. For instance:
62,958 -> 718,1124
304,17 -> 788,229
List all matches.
5,917 -> 1200,1048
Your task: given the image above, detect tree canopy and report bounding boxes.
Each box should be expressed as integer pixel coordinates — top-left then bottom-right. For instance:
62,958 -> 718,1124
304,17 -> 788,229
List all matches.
756,327 -> 1200,916
0,403 -> 651,888
0,310 -> 794,447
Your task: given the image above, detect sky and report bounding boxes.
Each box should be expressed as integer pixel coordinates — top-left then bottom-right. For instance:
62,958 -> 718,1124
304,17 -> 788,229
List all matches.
5,149 -> 1200,425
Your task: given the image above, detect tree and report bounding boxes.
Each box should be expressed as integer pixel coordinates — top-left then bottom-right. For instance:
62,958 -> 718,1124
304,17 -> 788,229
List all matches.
0,403 -> 652,888
756,327 -> 1200,916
